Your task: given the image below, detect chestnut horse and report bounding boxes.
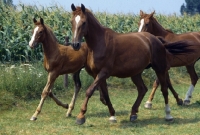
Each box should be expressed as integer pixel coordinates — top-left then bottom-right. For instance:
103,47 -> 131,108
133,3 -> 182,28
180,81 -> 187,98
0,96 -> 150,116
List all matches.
138,10 -> 200,108
70,4 -> 194,125
29,18 -> 90,121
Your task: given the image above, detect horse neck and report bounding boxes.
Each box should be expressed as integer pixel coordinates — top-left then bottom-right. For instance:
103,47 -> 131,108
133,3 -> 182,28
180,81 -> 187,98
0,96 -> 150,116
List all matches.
151,18 -> 168,37
42,31 -> 59,60
85,13 -> 105,49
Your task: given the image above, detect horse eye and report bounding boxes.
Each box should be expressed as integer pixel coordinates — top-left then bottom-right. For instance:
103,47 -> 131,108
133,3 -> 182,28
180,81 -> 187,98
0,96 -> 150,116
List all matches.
83,22 -> 86,26
39,31 -> 43,34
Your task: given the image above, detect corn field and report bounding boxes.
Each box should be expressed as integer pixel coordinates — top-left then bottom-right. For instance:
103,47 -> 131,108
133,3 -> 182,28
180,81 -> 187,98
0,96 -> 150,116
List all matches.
1,3 -> 200,62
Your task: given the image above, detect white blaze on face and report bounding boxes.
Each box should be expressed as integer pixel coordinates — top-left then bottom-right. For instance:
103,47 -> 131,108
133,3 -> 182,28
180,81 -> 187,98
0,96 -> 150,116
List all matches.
74,15 -> 81,38
29,26 -> 39,47
138,19 -> 144,32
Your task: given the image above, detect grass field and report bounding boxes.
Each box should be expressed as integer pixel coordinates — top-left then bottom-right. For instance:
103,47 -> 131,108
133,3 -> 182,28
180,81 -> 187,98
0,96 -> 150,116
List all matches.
1,82 -> 200,135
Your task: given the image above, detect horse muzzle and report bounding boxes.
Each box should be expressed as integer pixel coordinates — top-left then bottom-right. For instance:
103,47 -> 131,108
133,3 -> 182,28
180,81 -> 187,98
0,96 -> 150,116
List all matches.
72,42 -> 81,51
29,41 -> 38,49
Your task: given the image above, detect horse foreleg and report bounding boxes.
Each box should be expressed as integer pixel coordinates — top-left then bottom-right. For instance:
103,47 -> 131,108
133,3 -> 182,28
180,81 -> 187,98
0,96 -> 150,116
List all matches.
184,65 -> 198,105
30,72 -> 57,121
76,70 -> 107,125
66,70 -> 81,117
130,73 -> 148,122
144,78 -> 159,109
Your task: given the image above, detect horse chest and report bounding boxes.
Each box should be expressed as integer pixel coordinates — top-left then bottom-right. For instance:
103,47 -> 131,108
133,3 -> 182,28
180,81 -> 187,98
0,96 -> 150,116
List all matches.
86,54 -> 106,73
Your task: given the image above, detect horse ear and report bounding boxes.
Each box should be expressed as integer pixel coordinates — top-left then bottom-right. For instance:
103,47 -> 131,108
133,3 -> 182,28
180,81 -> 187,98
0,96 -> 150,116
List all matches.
33,18 -> 37,23
71,3 -> 76,11
81,4 -> 85,13
140,10 -> 144,16
40,18 -> 44,25
149,11 -> 155,18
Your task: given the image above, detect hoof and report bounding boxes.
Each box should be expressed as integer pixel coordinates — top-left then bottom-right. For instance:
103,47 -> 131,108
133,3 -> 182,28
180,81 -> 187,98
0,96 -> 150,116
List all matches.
66,113 -> 72,117
144,101 -> 152,109
30,116 -> 37,121
165,118 -> 174,122
109,116 -> 117,123
183,100 -> 190,105
130,115 -> 137,122
76,117 -> 86,125
177,99 -> 183,106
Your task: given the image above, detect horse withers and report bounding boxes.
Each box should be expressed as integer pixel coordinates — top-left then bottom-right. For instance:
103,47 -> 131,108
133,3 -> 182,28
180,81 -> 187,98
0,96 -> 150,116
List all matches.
70,4 -> 194,125
138,10 -> 200,108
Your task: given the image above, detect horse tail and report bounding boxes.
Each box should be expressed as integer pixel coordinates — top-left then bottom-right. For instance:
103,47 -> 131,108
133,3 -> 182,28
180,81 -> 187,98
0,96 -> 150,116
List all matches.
162,40 -> 194,55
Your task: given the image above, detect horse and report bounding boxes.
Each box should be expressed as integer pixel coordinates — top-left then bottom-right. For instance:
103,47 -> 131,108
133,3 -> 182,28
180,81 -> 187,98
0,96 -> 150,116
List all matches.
138,10 -> 200,108
70,4 -> 194,125
28,18 -> 90,121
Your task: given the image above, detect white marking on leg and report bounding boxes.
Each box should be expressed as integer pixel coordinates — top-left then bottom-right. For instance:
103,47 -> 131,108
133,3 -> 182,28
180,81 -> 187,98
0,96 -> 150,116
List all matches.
138,19 -> 144,32
74,15 -> 81,38
29,26 -> 39,47
66,88 -> 77,116
184,84 -> 194,100
109,116 -> 117,121
165,104 -> 173,120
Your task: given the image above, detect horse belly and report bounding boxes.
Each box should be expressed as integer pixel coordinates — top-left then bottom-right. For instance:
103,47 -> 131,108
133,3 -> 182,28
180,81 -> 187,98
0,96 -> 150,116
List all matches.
169,55 -> 198,67
111,55 -> 150,78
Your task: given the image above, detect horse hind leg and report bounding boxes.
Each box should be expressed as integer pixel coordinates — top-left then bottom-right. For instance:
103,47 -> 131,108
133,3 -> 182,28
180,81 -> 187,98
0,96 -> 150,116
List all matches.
156,71 -> 173,121
49,90 -> 69,109
66,70 -> 81,117
166,73 -> 183,106
130,73 -> 148,122
184,65 -> 198,105
144,78 -> 159,109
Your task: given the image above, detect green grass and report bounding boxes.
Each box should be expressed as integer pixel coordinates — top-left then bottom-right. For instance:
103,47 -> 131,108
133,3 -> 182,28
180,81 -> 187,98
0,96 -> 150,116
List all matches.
1,83 -> 200,135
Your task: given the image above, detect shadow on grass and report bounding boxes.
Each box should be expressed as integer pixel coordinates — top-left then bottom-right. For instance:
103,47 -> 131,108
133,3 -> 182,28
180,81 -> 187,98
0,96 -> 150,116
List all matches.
119,116 -> 200,128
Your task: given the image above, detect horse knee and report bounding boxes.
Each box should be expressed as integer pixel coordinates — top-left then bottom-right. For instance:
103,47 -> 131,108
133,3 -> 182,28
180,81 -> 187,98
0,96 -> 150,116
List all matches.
86,90 -> 93,98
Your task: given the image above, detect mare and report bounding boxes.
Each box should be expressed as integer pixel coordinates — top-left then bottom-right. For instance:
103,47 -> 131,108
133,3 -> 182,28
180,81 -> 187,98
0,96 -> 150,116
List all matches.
70,4 -> 194,125
29,18 -> 90,121
138,10 -> 200,108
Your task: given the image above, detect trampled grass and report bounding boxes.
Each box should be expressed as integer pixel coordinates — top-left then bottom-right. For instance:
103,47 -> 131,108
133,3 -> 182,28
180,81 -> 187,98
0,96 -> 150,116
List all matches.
0,83 -> 200,135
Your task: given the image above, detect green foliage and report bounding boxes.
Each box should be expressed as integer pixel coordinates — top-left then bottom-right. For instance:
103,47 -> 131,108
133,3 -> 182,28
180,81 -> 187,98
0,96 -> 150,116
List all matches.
1,3 -> 200,62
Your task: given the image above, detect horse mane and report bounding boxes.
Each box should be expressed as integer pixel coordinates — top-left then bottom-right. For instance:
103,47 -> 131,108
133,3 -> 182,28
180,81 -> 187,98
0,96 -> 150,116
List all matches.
45,25 -> 58,42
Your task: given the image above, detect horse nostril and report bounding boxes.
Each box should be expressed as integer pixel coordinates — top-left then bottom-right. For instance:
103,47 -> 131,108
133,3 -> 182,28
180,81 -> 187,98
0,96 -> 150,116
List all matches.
77,42 -> 80,47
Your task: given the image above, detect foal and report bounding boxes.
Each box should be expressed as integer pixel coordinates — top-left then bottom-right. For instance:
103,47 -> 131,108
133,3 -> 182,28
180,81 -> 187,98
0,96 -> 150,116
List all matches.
29,18 -> 88,120
139,10 -> 200,108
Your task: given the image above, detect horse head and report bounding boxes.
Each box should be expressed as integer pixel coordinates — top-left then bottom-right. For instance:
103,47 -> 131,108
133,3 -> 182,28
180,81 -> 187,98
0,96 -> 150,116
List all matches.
138,10 -> 155,32
29,18 -> 47,48
70,3 -> 87,51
